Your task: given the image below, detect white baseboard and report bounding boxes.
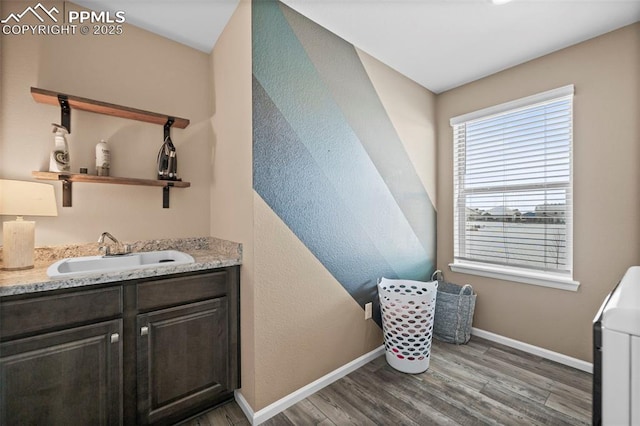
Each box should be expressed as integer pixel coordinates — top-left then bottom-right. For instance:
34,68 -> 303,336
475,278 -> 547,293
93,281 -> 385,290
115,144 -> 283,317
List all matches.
235,329 -> 591,424
234,390 -> 254,425
234,345 -> 385,425
471,327 -> 593,374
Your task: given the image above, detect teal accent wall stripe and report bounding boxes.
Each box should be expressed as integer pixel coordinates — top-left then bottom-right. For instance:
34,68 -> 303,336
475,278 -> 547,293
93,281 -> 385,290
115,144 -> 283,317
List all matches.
253,0 -> 429,275
280,3 -> 436,261
252,0 -> 437,321
254,75 -> 400,310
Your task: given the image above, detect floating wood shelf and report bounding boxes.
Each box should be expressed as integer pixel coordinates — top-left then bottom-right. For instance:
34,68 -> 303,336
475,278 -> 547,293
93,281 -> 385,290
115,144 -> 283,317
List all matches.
33,171 -> 191,187
30,87 -> 191,208
31,87 -> 190,129
33,172 -> 190,208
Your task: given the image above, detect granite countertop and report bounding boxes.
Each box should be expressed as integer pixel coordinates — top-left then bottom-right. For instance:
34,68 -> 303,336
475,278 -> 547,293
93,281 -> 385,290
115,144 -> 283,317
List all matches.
0,237 -> 242,297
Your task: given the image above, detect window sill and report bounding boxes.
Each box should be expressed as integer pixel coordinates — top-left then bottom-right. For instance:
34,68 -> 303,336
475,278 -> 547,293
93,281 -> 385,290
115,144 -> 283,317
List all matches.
448,261 -> 580,292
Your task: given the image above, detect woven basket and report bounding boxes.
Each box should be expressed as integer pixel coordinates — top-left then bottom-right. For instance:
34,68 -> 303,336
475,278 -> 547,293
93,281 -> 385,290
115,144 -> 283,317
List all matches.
432,271 -> 476,345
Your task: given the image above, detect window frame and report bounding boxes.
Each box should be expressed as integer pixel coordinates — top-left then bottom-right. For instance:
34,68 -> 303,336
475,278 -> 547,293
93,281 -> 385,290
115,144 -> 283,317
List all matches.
449,85 -> 580,291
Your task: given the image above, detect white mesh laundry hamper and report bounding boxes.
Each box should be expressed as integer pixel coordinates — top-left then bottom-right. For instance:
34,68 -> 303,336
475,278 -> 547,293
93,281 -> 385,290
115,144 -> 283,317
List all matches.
378,277 -> 438,374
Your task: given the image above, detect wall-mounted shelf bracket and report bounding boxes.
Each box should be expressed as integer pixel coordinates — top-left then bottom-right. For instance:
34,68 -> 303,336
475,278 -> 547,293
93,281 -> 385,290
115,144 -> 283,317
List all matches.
163,182 -> 175,208
56,174 -> 73,207
58,95 -> 71,133
164,117 -> 174,141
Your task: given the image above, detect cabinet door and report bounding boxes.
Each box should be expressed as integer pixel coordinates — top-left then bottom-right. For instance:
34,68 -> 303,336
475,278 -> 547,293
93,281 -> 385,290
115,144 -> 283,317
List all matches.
0,320 -> 122,426
137,298 -> 229,424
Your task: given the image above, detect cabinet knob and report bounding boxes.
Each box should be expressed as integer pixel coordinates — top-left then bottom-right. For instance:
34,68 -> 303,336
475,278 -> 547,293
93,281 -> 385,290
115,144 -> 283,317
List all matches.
110,333 -> 120,343
140,326 -> 149,336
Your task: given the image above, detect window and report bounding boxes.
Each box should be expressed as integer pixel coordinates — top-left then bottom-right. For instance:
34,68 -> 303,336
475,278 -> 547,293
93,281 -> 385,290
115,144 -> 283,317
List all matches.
450,85 -> 579,291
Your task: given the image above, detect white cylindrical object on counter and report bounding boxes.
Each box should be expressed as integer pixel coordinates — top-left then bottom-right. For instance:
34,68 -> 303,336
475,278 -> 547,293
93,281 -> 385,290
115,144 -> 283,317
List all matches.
96,139 -> 110,176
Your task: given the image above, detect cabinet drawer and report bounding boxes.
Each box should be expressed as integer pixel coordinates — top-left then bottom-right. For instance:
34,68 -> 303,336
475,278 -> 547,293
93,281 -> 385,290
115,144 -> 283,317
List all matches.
137,271 -> 227,311
1,286 -> 122,340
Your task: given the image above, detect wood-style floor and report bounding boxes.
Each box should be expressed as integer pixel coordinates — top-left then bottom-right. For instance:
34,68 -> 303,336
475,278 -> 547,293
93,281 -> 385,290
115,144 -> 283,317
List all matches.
183,336 -> 592,425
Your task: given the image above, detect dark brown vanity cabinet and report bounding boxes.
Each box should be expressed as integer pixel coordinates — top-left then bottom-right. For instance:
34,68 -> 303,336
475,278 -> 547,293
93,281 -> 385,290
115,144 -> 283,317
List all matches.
0,266 -> 240,426
0,286 -> 123,425
134,269 -> 240,425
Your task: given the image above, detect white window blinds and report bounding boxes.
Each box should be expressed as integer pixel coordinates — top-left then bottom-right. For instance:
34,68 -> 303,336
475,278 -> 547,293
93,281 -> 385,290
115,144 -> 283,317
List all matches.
451,86 -> 574,276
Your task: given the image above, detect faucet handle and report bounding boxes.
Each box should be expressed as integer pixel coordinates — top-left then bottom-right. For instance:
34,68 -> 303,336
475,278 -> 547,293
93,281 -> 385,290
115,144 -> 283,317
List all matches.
99,245 -> 111,256
122,244 -> 132,255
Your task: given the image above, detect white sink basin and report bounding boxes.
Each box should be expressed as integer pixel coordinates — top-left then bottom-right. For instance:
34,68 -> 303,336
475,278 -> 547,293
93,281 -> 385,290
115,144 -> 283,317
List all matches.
47,250 -> 195,278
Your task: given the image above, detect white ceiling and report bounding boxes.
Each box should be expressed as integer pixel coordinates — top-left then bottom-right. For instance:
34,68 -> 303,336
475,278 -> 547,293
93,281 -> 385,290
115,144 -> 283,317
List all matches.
75,0 -> 640,93
73,0 -> 240,53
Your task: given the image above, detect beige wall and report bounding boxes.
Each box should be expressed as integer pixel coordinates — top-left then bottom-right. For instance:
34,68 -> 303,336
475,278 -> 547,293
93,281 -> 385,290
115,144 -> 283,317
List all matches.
0,1 -> 212,245
436,23 -> 640,361
253,193 -> 383,409
209,0 -> 257,409
356,49 -> 437,205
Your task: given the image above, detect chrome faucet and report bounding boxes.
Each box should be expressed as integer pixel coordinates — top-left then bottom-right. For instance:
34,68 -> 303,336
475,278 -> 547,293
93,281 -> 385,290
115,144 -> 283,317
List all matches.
98,232 -> 131,256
